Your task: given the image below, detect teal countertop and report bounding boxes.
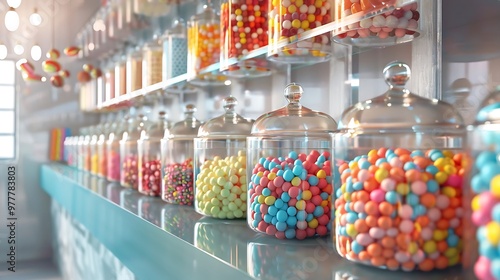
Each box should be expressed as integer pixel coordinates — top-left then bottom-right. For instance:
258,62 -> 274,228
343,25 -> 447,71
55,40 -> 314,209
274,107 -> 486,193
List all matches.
40,164 -> 476,280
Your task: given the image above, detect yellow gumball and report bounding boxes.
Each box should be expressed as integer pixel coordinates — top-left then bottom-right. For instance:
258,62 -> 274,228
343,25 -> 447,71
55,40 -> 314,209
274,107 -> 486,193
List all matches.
486,221 -> 500,245
491,175 -> 500,198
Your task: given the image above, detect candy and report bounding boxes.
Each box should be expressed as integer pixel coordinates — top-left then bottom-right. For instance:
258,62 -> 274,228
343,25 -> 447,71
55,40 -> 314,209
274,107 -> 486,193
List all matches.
248,150 -> 332,239
121,155 -> 138,190
91,152 -> 98,174
98,152 -> 107,178
163,158 -> 195,205
46,48 -> 60,59
107,150 -> 120,182
64,46 -> 81,57
139,159 -> 161,196
188,22 -> 220,73
83,64 -> 94,72
195,151 -> 247,219
50,75 -> 64,87
335,148 -> 465,271
333,2 -> 420,43
90,68 -> 102,79
42,60 -> 61,73
58,70 -> 70,78
77,71 -> 91,83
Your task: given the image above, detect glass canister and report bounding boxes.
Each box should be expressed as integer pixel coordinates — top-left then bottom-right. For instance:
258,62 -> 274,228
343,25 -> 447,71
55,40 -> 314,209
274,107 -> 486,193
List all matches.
333,62 -> 466,271
90,124 -> 102,175
127,44 -> 143,93
115,52 -> 128,96
142,35 -> 164,87
107,112 -> 129,182
467,87 -> 500,280
162,17 -> 188,82
267,0 -> 333,63
77,134 -> 86,170
83,126 -> 93,172
247,83 -> 337,240
220,0 -> 271,78
97,114 -> 114,178
161,104 -> 202,205
120,113 -> 150,189
194,96 -> 254,219
138,111 -> 170,196
104,58 -> 116,101
187,3 -> 227,86
332,0 -> 421,47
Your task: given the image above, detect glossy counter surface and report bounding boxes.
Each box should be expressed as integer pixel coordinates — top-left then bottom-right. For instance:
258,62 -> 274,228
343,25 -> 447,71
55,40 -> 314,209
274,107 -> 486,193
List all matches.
41,164 -> 476,280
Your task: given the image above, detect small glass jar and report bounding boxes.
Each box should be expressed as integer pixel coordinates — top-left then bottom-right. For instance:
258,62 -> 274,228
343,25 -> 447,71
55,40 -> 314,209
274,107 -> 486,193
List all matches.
267,0 -> 333,63
220,0 -> 271,78
77,134 -> 86,170
83,127 -> 93,172
333,62 -> 466,271
138,112 -> 170,196
161,104 -> 202,205
115,52 -> 128,96
107,112 -> 129,182
187,3 -> 227,86
142,36 -> 163,87
162,17 -> 188,82
97,114 -> 113,178
120,113 -> 150,190
467,87 -> 500,280
194,96 -> 254,219
104,58 -> 116,101
247,83 -> 337,239
332,0 -> 421,47
126,44 -> 143,93
90,124 -> 102,175
63,136 -> 71,165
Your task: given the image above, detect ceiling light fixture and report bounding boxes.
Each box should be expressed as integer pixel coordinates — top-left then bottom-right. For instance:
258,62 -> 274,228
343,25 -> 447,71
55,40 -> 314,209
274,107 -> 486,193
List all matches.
14,44 -> 24,55
31,44 -> 42,61
0,44 -> 7,59
6,0 -> 22,9
29,8 -> 42,26
5,7 -> 20,32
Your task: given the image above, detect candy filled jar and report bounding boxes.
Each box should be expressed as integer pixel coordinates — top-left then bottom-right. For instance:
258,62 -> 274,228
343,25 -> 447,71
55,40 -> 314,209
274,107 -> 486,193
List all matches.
107,113 -> 129,182
194,96 -> 254,219
161,104 -> 202,205
332,0 -> 422,47
138,111 -> 170,196
115,52 -> 127,96
126,44 -> 143,93
120,113 -> 150,189
162,17 -> 188,82
333,62 -> 466,271
104,58 -> 115,101
82,126 -> 93,172
142,35 -> 163,87
267,0 -> 333,63
187,3 -> 227,86
97,114 -> 115,178
90,124 -> 102,175
219,0 -> 271,78
247,83 -> 337,240
467,87 -> 500,280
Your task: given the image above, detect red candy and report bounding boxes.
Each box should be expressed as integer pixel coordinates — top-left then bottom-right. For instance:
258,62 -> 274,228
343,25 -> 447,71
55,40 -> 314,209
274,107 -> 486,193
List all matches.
121,154 -> 138,189
139,159 -> 161,196
107,150 -> 120,182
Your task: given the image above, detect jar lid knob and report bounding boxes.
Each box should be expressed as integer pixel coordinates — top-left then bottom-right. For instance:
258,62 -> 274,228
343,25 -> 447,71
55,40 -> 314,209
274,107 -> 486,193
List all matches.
185,104 -> 196,115
223,96 -> 238,112
284,83 -> 303,103
383,61 -> 411,88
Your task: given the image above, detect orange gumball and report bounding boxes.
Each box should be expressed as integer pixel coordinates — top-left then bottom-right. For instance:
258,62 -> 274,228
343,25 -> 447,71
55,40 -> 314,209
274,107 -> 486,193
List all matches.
64,46 -> 81,56
58,70 -> 70,78
90,68 -> 102,78
50,75 -> 64,87
46,48 -> 60,59
77,71 -> 91,83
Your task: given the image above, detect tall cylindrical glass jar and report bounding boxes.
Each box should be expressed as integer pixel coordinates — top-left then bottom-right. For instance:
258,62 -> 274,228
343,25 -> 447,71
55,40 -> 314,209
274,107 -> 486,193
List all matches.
104,57 -> 116,101
194,96 -> 254,219
466,87 -> 500,280
247,83 -> 337,240
142,35 -> 163,87
115,52 -> 128,96
97,113 -> 114,178
126,44 -> 143,93
161,104 -> 202,205
138,112 -> 170,196
162,17 -> 188,82
83,126 -> 93,172
333,62 -> 466,271
120,113 -> 150,189
90,124 -> 102,175
107,112 -> 129,182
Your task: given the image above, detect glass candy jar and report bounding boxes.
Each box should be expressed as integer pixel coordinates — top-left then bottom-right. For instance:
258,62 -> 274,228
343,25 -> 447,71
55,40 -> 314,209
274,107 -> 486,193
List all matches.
247,83 -> 337,240
115,52 -> 128,96
90,124 -> 102,175
333,62 -> 466,271
138,112 -> 170,196
267,0 -> 333,63
104,57 -> 116,101
120,113 -> 150,189
126,44 -> 143,93
97,114 -> 114,178
194,96 -> 254,219
143,36 -> 163,87
162,17 -> 188,82
161,104 -> 202,205
82,126 -> 93,172
332,0 -> 422,47
107,113 -> 129,182
467,87 -> 500,280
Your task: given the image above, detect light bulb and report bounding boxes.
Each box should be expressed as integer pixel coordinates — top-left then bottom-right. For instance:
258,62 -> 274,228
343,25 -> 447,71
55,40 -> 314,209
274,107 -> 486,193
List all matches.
6,0 -> 22,8
31,45 -> 42,61
5,8 -> 20,32
14,44 -> 24,55
29,9 -> 42,26
0,44 -> 7,60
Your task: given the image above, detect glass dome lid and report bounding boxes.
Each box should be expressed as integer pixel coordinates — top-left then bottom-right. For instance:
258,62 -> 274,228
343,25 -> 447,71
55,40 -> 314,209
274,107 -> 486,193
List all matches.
474,86 -> 500,125
251,83 -> 337,136
141,111 -> 169,140
197,96 -> 254,138
338,61 -> 464,132
164,104 -> 202,139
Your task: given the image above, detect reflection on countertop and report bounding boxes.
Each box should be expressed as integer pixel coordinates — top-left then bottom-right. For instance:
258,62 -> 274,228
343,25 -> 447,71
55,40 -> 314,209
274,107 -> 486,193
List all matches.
43,164 -> 477,280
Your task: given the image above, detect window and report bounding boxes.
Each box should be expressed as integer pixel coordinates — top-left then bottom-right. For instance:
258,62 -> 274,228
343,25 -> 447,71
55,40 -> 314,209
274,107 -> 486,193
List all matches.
0,60 -> 16,159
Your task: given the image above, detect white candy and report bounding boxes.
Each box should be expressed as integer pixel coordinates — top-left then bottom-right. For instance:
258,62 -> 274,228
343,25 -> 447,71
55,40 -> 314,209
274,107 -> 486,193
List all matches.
236,15 -> 243,21
385,15 -> 398,28
348,21 -> 360,29
254,5 -> 260,11
245,27 -> 251,33
282,20 -> 292,29
282,0 -> 291,7
404,10 -> 413,19
397,18 -> 409,29
308,5 -> 316,14
359,18 -> 372,28
241,4 -> 247,10
300,4 -> 308,13
372,15 -> 386,27
233,26 -> 239,32
408,19 -> 418,29
251,33 -> 258,38
321,7 -> 327,16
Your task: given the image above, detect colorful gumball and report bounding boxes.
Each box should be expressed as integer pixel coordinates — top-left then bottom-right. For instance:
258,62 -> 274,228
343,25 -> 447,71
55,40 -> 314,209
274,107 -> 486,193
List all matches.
58,70 -> 70,78
42,59 -> 62,73
16,59 -> 35,73
77,71 -> 91,83
64,46 -> 81,57
50,75 -> 64,87
21,71 -> 44,82
46,48 -> 60,59
90,68 -> 102,78
83,63 -> 94,72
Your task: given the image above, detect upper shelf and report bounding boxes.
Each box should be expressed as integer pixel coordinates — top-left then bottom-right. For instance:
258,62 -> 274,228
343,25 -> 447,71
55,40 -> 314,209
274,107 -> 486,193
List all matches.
80,0 -> 419,111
